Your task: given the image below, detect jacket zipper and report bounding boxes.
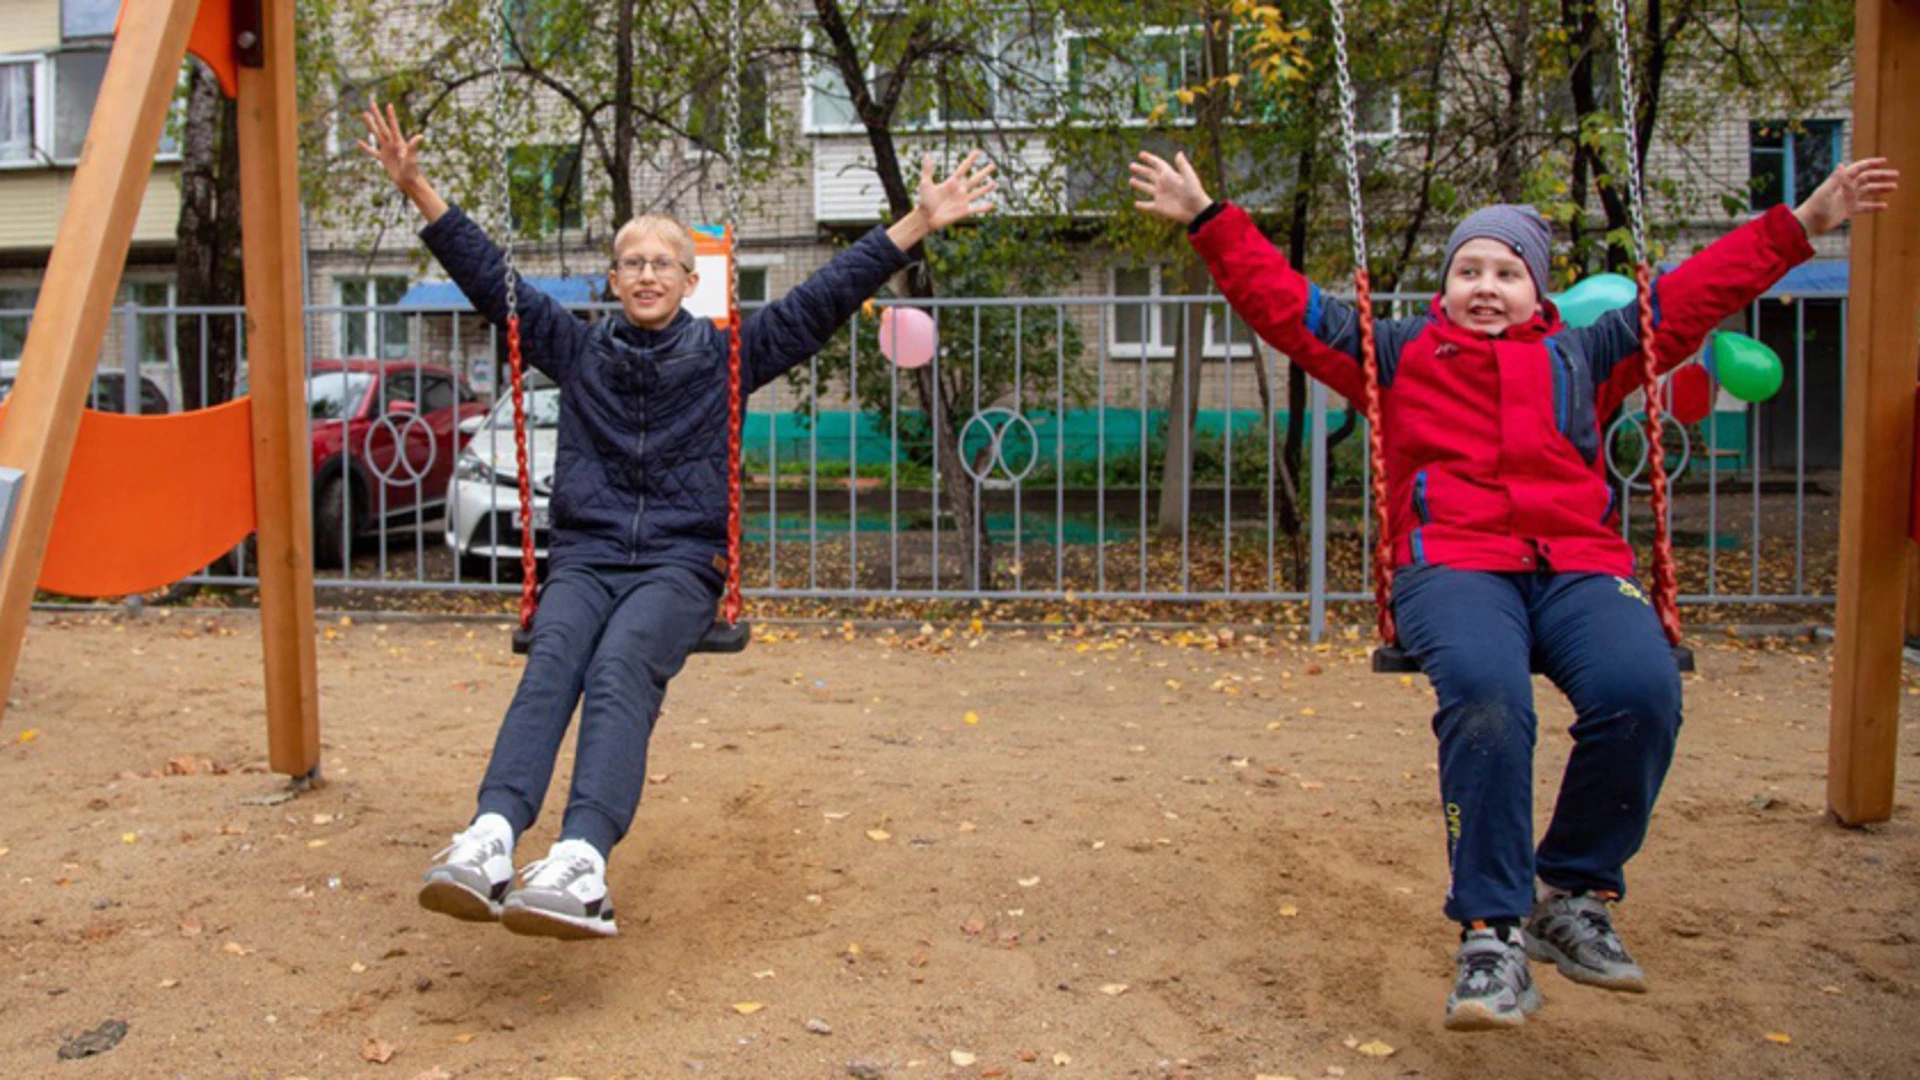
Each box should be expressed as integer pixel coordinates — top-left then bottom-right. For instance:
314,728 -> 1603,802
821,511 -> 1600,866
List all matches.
1413,470 -> 1431,524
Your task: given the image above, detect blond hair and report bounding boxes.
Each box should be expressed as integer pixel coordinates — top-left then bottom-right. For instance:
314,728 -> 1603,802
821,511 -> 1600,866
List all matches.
611,213 -> 696,270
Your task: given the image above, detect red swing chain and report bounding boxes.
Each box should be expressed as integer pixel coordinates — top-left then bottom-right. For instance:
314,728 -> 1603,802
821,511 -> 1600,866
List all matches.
1328,0 -> 1395,643
1605,0 -> 1683,646
722,226 -> 745,627
507,317 -> 537,635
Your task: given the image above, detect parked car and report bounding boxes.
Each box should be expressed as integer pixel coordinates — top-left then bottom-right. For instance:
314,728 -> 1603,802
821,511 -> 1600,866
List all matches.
0,361 -> 172,414
308,359 -> 486,567
446,375 -> 559,579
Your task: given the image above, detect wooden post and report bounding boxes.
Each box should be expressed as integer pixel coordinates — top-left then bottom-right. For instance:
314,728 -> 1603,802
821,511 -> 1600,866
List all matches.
0,0 -> 201,728
237,0 -> 321,779
1830,0 -> 1920,825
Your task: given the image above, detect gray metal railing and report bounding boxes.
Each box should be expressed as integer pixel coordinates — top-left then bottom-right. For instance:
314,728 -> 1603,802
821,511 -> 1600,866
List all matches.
0,290 -> 1848,634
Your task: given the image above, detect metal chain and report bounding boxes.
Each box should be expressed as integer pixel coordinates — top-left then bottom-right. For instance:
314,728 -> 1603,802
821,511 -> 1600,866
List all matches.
1601,0 -> 1647,262
1327,0 -> 1368,276
719,0 -> 747,626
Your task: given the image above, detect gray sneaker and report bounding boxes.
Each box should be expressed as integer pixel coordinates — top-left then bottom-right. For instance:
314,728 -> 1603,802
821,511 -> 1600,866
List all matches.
1525,892 -> 1648,993
501,839 -> 618,940
1445,927 -> 1542,1031
418,820 -> 514,922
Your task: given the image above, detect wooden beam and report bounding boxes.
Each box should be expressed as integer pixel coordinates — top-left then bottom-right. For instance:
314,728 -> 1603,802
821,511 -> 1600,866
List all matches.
238,0 -> 321,779
1830,0 -> 1920,824
0,0 -> 201,729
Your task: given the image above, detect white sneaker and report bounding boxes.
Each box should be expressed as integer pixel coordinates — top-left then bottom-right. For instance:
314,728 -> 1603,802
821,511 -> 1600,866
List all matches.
418,813 -> 515,922
501,838 -> 617,940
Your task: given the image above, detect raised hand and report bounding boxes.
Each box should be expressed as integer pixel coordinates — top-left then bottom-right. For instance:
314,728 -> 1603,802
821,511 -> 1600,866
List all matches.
1794,157 -> 1900,237
1129,150 -> 1212,225
914,150 -> 998,231
358,100 -> 426,194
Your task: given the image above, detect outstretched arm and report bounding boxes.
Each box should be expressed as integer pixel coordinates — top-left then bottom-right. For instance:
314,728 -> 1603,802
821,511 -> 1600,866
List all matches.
361,101 -> 585,380
1131,150 -> 1378,403
744,153 -> 997,388
1584,158 -> 1901,412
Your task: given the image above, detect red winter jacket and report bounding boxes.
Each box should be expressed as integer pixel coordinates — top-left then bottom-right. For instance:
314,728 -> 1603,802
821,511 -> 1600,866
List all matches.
1188,203 -> 1814,577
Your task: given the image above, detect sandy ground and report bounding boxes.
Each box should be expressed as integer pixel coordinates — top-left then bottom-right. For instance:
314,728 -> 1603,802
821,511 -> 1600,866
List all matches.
1,610 -> 1916,1080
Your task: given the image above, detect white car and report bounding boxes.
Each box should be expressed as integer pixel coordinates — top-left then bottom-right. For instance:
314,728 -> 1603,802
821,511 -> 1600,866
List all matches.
446,377 -> 559,579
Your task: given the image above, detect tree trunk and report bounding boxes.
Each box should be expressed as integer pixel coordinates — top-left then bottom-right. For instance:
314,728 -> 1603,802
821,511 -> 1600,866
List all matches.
812,0 -> 981,586
1154,8 -> 1234,538
610,0 -> 635,226
174,58 -> 243,411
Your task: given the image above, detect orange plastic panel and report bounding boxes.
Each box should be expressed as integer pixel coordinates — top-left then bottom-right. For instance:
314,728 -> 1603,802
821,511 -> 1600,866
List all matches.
0,398 -> 257,597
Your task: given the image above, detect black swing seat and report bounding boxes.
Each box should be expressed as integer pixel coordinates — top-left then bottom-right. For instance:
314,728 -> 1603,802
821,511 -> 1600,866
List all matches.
511,618 -> 752,656
1371,643 -> 1695,675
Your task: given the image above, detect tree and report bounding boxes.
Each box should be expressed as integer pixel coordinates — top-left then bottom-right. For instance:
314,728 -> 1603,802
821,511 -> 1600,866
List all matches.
173,58 -> 243,410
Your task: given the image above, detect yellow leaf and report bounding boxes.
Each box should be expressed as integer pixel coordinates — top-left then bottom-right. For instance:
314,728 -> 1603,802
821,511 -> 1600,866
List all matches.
452,1033 -> 478,1045
950,1050 -> 977,1066
1299,707 -> 1317,717
1277,904 -> 1299,918
1764,1032 -> 1793,1045
306,839 -> 329,849
349,962 -> 367,974
221,941 -> 254,956
964,711 -> 980,725
1099,983 -> 1129,996
1357,1040 -> 1396,1057
121,832 -> 138,844
14,728 -> 39,744
866,829 -> 891,842
1052,1052 -> 1072,1065
1018,876 -> 1041,888
732,1002 -> 764,1015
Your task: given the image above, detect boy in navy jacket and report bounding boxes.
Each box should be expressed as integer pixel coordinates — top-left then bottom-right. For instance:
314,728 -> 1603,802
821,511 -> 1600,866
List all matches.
1133,148 -> 1896,1028
362,103 -> 995,939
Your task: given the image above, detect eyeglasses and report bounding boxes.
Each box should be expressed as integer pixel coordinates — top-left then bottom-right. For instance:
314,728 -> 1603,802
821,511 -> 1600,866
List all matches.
614,256 -> 690,277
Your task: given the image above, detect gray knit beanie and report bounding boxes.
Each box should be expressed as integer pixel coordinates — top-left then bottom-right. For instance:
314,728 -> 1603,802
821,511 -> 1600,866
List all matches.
1442,204 -> 1552,296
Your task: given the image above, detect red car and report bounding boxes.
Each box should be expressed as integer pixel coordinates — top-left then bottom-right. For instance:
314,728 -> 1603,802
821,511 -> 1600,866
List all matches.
308,359 -> 486,567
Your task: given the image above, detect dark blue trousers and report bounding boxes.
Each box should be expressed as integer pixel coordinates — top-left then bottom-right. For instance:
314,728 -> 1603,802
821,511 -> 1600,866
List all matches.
1392,565 -> 1683,924
475,562 -> 719,859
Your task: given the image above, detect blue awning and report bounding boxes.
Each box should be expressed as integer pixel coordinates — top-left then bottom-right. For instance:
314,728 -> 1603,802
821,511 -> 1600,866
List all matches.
1657,259 -> 1846,297
397,275 -> 603,309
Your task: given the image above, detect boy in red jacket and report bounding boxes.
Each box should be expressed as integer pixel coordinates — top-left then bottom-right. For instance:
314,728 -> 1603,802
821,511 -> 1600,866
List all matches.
1132,150 -> 1896,1030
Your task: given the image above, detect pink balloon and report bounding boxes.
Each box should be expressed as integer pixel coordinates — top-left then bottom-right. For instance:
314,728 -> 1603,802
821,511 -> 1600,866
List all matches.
878,306 -> 936,369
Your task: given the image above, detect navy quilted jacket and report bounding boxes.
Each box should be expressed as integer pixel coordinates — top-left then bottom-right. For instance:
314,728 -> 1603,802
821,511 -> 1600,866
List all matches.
421,206 -> 908,583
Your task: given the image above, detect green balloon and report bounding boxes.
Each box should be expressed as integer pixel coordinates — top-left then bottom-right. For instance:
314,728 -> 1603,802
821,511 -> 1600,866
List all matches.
1550,272 -> 1637,328
1712,331 -> 1783,403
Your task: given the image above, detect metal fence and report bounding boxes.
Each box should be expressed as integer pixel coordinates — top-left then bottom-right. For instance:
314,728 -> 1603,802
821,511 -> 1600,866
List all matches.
1,288 -> 1848,634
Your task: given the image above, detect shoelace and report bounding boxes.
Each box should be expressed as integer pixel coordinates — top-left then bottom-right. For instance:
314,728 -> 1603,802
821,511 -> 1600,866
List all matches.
433,831 -> 502,865
518,852 -> 594,890
1458,934 -> 1519,990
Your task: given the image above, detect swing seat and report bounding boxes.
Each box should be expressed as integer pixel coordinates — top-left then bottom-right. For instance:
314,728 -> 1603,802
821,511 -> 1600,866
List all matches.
1371,643 -> 1695,675
511,618 -> 751,656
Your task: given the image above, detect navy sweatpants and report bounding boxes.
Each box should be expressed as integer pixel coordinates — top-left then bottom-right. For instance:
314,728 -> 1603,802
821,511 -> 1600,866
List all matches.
474,562 -> 719,859
1391,565 -> 1684,924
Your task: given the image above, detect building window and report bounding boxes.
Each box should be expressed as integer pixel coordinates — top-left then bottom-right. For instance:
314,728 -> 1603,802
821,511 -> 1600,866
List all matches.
1068,28 -> 1205,123
1203,299 -> 1254,358
52,50 -> 108,162
0,60 -> 39,165
508,144 -> 583,239
338,277 -> 410,360
738,266 -> 768,306
0,286 -> 36,360
63,0 -> 119,40
690,61 -> 771,154
1111,266 -> 1176,359
1750,119 -> 1841,211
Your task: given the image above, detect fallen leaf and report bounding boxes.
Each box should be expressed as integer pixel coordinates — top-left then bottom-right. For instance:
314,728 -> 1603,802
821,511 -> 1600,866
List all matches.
1356,1040 -> 1395,1058
1018,876 -> 1041,888
1051,1052 -> 1072,1065
1277,904 -> 1299,918
350,962 -> 368,974
360,1037 -> 396,1064
950,1050 -> 978,1066
1099,983 -> 1129,996
964,711 -> 981,725
866,829 -> 891,842
221,941 -> 254,956
451,1033 -> 477,1045
306,839 -> 329,849
1764,1032 -> 1793,1045
157,978 -> 179,989
406,1069 -> 453,1080
14,728 -> 38,744
311,813 -> 334,826
121,832 -> 138,844
752,969 -> 776,979
732,1002 -> 764,1015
